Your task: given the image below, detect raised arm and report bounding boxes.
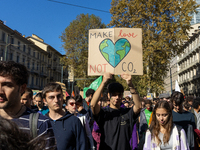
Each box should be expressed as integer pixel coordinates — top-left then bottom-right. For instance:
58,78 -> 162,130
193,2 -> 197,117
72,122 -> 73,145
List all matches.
90,72 -> 113,115
121,73 -> 141,114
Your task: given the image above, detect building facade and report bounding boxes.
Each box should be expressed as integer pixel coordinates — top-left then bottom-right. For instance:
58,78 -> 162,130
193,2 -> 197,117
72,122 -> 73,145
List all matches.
163,56 -> 178,95
178,24 -> 200,96
191,0 -> 200,25
0,20 -> 67,90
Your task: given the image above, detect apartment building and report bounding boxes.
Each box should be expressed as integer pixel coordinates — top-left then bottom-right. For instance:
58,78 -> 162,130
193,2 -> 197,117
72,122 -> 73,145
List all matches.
178,24 -> 200,96
163,56 -> 178,95
0,20 -> 67,90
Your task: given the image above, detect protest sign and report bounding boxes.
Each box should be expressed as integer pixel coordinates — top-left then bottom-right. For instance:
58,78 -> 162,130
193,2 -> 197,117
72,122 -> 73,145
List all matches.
147,93 -> 153,100
88,28 -> 143,75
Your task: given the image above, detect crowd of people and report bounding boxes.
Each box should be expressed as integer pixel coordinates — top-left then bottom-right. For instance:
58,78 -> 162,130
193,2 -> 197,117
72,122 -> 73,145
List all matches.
0,60 -> 200,150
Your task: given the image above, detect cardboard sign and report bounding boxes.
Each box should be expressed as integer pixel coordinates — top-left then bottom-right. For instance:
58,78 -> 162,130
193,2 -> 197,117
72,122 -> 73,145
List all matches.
147,93 -> 153,100
88,28 -> 143,75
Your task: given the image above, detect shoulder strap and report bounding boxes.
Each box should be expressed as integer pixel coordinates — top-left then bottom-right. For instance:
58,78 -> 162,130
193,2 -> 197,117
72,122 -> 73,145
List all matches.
29,113 -> 39,138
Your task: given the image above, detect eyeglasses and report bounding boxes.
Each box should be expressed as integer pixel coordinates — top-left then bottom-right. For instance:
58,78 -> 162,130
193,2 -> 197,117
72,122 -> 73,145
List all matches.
69,102 -> 77,106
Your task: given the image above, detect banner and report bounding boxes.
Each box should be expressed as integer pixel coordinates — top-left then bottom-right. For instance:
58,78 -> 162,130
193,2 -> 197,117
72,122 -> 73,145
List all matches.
88,28 -> 143,75
83,76 -> 102,98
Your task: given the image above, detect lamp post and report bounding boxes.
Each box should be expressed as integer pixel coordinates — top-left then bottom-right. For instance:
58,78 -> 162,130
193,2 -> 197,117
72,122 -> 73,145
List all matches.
170,67 -> 173,94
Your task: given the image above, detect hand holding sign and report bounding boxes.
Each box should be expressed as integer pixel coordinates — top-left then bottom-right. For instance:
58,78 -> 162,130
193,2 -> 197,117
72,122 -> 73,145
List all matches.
88,28 -> 143,76
102,72 -> 113,84
121,73 -> 132,85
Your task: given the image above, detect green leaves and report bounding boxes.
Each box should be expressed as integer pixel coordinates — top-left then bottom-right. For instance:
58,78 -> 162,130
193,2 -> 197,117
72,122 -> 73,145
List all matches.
109,0 -> 199,96
60,14 -> 106,90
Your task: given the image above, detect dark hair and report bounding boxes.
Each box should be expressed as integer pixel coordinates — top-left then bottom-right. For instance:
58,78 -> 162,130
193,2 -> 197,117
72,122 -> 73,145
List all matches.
192,97 -> 200,109
107,82 -> 124,94
150,101 -> 173,146
75,95 -> 83,103
0,61 -> 29,85
0,116 -> 47,150
35,92 -> 42,98
42,82 -> 62,99
183,101 -> 190,110
86,89 -> 95,97
171,91 -> 184,105
24,88 -> 33,98
145,99 -> 152,105
65,96 -> 75,105
186,96 -> 194,102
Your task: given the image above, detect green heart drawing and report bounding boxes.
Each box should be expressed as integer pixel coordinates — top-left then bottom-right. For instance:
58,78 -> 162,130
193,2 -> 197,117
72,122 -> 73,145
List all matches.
99,38 -> 131,67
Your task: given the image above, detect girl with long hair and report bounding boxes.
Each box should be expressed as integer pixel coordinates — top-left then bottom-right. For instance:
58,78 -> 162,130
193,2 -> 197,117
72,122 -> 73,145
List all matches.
143,100 -> 189,150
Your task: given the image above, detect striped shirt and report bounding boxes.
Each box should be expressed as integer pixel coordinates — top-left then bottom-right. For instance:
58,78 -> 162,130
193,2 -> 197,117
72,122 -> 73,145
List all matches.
12,107 -> 56,149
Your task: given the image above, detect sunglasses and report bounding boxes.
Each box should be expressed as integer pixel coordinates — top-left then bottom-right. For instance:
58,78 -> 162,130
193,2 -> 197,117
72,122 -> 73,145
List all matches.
69,102 -> 77,106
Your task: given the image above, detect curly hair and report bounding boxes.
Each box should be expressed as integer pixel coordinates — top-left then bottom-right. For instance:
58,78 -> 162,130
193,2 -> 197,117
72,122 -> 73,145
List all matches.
149,101 -> 173,146
0,116 -> 47,150
0,61 -> 29,86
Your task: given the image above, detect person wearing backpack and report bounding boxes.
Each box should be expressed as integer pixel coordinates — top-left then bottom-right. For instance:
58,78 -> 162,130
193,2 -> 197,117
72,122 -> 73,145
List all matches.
141,101 -> 189,150
0,61 -> 56,149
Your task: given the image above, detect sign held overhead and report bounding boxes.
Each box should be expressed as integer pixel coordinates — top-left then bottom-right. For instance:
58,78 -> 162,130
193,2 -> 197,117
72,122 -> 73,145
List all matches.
88,28 -> 143,75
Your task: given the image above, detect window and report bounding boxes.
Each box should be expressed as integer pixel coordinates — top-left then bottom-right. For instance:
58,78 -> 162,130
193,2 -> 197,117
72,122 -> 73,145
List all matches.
23,45 -> 26,52
28,48 -> 31,55
9,53 -> 13,60
2,32 -> 5,42
32,62 -> 35,69
11,37 -> 14,44
23,57 -> 25,65
38,52 -> 39,59
36,77 -> 38,86
17,55 -> 20,63
33,51 -> 35,57
37,63 -> 39,70
27,60 -> 30,69
18,41 -> 20,50
31,76 -> 34,85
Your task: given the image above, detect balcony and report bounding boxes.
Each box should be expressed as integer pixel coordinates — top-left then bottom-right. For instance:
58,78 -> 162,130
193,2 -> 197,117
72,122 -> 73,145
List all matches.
30,68 -> 39,75
47,64 -> 52,69
48,53 -> 52,58
40,72 -> 47,78
178,43 -> 199,62
178,59 -> 199,74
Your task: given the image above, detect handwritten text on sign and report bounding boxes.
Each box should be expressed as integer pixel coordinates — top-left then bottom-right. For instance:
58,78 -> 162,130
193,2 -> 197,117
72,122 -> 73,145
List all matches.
88,28 -> 143,75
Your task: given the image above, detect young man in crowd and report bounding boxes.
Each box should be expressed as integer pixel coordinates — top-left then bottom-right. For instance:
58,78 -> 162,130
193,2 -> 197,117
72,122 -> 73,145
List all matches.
139,99 -> 153,139
21,87 -> 38,112
83,88 -> 95,130
34,92 -> 49,115
66,96 -> 95,150
0,61 -> 55,149
171,91 -> 196,149
91,72 -> 141,150
42,82 -> 86,150
192,98 -> 200,130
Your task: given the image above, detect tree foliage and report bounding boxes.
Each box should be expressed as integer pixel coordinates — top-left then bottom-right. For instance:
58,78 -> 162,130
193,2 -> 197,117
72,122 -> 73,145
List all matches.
60,14 -> 106,90
109,0 -> 199,96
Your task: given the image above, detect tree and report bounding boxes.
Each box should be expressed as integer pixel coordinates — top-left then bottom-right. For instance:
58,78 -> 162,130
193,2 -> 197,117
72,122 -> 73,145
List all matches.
109,0 -> 199,96
60,14 -> 106,90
